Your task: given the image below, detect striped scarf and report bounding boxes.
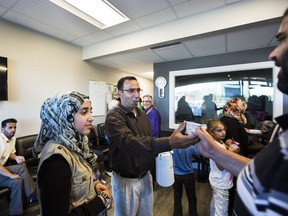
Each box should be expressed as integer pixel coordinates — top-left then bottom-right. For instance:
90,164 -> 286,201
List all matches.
33,91 -> 97,167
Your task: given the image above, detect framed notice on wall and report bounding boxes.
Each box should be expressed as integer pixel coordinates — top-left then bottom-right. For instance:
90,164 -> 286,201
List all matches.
89,80 -> 106,116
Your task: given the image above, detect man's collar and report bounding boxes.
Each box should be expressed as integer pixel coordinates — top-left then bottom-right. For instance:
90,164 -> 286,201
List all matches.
119,104 -> 142,116
0,133 -> 10,142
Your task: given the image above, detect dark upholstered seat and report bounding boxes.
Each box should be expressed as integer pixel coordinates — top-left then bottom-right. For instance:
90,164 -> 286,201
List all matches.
15,134 -> 39,180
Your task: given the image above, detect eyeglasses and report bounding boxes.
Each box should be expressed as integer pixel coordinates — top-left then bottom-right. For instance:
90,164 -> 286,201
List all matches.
143,100 -> 152,103
122,88 -> 143,94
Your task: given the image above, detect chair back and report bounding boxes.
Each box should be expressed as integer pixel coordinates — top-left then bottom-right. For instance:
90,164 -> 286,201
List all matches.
97,123 -> 109,145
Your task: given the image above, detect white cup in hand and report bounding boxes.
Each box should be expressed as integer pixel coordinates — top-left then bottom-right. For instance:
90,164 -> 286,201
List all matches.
185,121 -> 201,135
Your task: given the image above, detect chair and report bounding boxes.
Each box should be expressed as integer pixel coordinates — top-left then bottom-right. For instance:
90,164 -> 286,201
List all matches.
15,134 -> 39,180
97,123 -> 109,146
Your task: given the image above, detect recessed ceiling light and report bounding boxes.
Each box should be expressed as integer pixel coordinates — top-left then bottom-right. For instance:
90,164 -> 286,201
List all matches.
50,0 -> 129,29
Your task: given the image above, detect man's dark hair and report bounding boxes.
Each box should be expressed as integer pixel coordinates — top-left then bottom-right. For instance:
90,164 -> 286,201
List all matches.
1,118 -> 17,128
117,76 -> 137,91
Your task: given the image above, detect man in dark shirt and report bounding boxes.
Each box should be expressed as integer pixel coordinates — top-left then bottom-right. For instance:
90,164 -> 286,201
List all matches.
105,76 -> 199,215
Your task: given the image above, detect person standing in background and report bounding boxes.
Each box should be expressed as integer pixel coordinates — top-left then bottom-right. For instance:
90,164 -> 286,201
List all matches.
0,118 -> 37,216
143,95 -> 161,138
143,94 -> 162,187
176,96 -> 194,123
172,145 -> 199,216
137,97 -> 144,110
201,94 -> 218,124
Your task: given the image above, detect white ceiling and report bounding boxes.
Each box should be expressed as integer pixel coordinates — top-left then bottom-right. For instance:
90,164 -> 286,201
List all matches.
0,0 -> 286,79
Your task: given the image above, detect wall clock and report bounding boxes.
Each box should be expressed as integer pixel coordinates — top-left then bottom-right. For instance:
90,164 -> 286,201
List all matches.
155,76 -> 167,98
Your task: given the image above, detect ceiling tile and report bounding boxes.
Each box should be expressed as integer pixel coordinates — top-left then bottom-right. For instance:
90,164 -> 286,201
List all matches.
227,21 -> 280,52
93,54 -> 142,68
82,31 -> 113,44
70,38 -> 90,47
183,33 -> 226,57
0,0 -> 18,8
168,0 -> 189,5
0,6 -> 8,16
152,44 -> 192,61
3,10 -> 77,41
134,7 -> 177,29
123,49 -> 164,64
10,0 -> 97,37
227,0 -> 243,4
108,0 -> 170,19
173,0 -> 225,18
103,20 -> 141,36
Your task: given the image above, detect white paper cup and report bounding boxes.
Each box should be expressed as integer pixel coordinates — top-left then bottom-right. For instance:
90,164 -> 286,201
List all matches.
186,121 -> 201,135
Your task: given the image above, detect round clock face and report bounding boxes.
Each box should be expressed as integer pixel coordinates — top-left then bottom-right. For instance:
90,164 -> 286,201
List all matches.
155,76 -> 167,88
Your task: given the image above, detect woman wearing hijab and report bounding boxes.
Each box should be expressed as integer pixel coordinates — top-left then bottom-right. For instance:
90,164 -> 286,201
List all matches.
220,98 -> 248,157
33,91 -> 112,216
220,97 -> 248,216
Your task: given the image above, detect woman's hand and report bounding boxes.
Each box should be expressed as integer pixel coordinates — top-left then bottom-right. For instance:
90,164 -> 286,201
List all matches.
95,182 -> 112,200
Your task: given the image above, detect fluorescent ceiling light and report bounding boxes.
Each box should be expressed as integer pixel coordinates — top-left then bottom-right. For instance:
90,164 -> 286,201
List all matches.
50,0 -> 129,29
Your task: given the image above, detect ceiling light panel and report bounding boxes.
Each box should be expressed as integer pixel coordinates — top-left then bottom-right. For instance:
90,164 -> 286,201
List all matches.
50,0 -> 129,29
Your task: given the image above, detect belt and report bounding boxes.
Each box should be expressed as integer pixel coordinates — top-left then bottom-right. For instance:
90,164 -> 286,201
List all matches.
116,171 -> 148,179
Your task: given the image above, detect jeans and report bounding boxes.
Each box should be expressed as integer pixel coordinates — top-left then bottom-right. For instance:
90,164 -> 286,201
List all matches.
0,164 -> 36,215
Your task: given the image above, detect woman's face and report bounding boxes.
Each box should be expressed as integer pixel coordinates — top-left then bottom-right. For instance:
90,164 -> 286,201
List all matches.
74,100 -> 93,135
212,123 -> 226,142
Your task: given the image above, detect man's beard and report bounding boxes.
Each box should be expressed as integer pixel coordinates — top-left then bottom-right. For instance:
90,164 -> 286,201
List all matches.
277,46 -> 288,95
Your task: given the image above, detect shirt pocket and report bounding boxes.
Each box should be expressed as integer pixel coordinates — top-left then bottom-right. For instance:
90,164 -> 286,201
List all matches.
71,172 -> 91,201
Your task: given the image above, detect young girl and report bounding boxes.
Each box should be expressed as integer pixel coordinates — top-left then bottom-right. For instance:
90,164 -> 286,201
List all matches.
206,119 -> 239,216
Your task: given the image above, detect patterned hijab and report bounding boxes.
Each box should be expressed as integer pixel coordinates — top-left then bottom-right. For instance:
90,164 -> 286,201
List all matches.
33,91 -> 97,167
223,98 -> 247,125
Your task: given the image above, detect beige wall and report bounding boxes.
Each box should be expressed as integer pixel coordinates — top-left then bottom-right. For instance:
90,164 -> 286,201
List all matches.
0,20 -> 152,137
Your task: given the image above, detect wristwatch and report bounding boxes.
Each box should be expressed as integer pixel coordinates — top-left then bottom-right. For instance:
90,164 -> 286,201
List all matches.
97,191 -> 112,209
